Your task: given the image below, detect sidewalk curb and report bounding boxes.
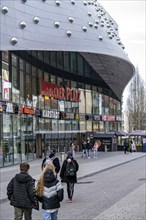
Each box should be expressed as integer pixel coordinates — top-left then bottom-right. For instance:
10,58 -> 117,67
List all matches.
78,154 -> 145,180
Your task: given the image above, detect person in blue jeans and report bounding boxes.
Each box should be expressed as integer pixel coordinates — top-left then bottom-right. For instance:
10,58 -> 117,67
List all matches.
36,162 -> 64,220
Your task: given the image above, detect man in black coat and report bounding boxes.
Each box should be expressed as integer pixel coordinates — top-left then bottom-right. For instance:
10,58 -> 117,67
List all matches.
41,149 -> 60,175
7,162 -> 39,220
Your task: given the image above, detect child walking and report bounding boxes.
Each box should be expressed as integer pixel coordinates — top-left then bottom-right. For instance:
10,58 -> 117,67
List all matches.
36,162 -> 64,220
7,162 -> 39,220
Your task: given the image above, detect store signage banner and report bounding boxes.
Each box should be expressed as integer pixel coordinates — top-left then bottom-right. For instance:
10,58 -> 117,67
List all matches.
42,110 -> 60,119
102,115 -> 115,121
40,81 -> 81,102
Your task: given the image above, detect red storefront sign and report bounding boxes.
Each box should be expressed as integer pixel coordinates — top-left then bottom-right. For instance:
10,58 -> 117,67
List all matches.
23,106 -> 35,115
40,81 -> 81,102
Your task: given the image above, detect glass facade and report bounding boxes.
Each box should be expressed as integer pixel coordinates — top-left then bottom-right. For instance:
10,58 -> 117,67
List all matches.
0,51 -> 122,167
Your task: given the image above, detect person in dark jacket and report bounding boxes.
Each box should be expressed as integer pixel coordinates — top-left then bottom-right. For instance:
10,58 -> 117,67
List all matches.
60,151 -> 79,203
36,162 -> 64,220
86,138 -> 92,158
7,162 -> 39,220
41,149 -> 60,175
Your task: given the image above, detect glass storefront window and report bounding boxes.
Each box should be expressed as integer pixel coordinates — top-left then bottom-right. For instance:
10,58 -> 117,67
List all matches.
32,66 -> 38,108
50,52 -> 57,67
72,102 -> 79,113
77,54 -> 83,76
72,120 -> 79,130
99,94 -> 103,115
44,119 -> 51,130
52,119 -> 58,131
2,61 -> 11,101
86,121 -> 92,131
65,101 -> 72,112
57,52 -> 63,69
26,62 -> 31,105
50,75 -> 56,84
93,91 -> 99,114
3,114 -> 13,166
44,51 -> 50,64
104,95 -> 109,115
51,99 -> 58,110
59,120 -> 65,131
85,90 -> 92,113
79,89 -> 85,113
80,121 -> 86,131
70,52 -> 77,73
99,121 -> 104,132
58,100 -> 64,111
20,69 -> 25,105
64,52 -> 70,72
65,121 -> 72,131
93,121 -> 99,131
105,121 -> 109,132
13,115 -> 21,164
12,65 -> 20,103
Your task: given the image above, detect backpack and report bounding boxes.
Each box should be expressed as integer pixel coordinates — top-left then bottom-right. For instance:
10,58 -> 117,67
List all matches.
42,156 -> 56,169
65,161 -> 76,177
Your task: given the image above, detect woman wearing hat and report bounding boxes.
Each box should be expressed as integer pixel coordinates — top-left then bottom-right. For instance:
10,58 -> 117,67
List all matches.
60,151 -> 79,203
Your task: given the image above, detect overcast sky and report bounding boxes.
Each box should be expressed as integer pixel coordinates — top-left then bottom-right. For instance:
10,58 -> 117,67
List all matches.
98,0 -> 146,82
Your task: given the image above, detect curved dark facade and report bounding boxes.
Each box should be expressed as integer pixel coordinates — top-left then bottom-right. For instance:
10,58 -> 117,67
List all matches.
0,0 -> 135,167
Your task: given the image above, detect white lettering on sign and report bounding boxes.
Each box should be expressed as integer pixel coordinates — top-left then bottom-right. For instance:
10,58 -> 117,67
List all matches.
42,110 -> 60,119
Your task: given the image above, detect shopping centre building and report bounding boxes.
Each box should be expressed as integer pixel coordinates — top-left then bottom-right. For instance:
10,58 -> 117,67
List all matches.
0,0 -> 135,167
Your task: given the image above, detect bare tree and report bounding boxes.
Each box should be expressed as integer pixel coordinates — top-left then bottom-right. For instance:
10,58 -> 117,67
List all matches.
126,67 -> 146,131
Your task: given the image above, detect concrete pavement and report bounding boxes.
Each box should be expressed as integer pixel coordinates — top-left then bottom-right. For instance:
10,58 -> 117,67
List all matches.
0,151 -> 145,202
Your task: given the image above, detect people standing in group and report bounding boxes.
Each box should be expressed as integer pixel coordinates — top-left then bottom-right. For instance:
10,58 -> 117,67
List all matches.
41,149 -> 60,176
7,162 -> 39,220
93,139 -> 101,158
86,138 -> 92,159
36,162 -> 64,220
60,151 -> 79,203
124,139 -> 129,154
81,140 -> 87,158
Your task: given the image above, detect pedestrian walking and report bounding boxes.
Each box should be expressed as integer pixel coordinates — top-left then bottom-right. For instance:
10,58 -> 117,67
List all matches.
86,138 -> 92,158
93,139 -> 101,158
81,140 -> 87,158
41,149 -> 60,175
124,139 -> 129,154
69,142 -> 76,158
60,151 -> 79,203
36,162 -> 64,220
7,162 -> 39,220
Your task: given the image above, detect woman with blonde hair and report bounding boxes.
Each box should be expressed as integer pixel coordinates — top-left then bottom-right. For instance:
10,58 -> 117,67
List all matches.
36,162 -> 64,220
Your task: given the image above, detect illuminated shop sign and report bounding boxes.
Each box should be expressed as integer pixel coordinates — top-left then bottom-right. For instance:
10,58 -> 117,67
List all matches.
0,102 -> 19,114
40,81 -> 81,102
42,110 -> 60,119
23,106 -> 35,115
102,115 -> 115,121
93,115 -> 101,121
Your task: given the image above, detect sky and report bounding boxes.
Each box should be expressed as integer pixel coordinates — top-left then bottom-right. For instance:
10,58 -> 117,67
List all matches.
98,0 -> 146,83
